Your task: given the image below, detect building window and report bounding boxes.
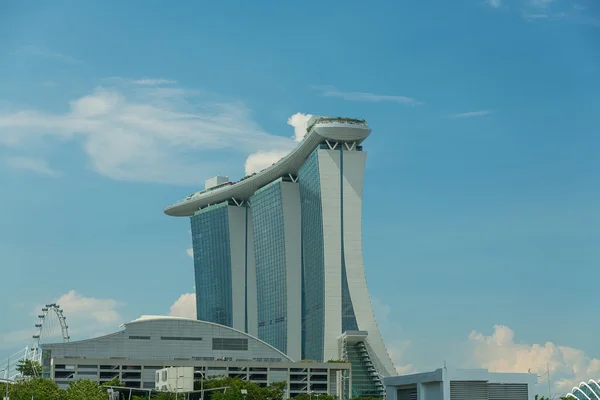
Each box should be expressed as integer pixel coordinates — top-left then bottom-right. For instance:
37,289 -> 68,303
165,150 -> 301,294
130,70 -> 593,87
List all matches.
160,336 -> 203,341
129,336 -> 151,340
212,338 -> 248,351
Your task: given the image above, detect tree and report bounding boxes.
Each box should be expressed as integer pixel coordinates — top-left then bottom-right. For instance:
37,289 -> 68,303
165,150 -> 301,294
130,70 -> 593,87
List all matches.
64,379 -> 107,400
197,377 -> 285,400
350,398 -> 382,400
152,392 -> 176,400
294,394 -> 339,400
16,359 -> 42,377
101,376 -> 126,388
3,377 -> 63,400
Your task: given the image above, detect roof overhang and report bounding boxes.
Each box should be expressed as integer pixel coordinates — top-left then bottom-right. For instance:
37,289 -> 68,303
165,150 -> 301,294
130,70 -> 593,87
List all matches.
164,118 -> 371,217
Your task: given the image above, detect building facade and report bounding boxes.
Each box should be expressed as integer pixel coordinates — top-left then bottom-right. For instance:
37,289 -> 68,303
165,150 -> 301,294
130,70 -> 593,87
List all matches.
41,316 -> 350,398
384,368 -> 537,400
190,203 -> 257,336
251,179 -> 302,362
165,117 -> 394,397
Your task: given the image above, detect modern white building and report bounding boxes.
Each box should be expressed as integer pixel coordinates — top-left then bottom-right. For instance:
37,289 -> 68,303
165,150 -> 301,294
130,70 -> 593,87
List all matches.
165,116 -> 393,398
41,316 -> 350,398
384,368 -> 537,400
566,379 -> 600,400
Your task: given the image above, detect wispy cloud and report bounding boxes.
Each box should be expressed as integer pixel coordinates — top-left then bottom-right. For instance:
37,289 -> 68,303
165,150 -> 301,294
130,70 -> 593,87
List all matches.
20,45 -> 82,64
486,0 -> 599,26
529,0 -> 554,8
486,0 -> 502,9
0,80 -> 295,184
448,110 -> 492,118
311,85 -> 422,106
4,156 -> 61,177
132,79 -> 177,86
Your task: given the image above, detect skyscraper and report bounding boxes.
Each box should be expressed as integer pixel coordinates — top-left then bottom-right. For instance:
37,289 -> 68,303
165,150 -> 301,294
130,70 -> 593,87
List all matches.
165,116 -> 394,397
251,179 -> 302,361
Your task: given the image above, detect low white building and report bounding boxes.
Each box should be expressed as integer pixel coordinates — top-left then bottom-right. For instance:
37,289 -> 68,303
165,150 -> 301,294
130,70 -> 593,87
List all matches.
384,368 -> 537,400
156,367 -> 194,393
42,316 -> 350,398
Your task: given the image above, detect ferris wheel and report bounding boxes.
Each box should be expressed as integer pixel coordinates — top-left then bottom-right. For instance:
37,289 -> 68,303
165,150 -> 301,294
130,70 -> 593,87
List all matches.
30,303 -> 70,362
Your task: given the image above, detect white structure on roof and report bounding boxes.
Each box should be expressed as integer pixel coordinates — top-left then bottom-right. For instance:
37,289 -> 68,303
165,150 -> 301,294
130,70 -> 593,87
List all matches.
155,367 -> 194,393
384,368 -> 537,400
205,176 -> 229,190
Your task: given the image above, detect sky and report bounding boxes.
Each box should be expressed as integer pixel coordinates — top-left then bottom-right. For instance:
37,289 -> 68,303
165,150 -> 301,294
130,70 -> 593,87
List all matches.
0,0 -> 599,395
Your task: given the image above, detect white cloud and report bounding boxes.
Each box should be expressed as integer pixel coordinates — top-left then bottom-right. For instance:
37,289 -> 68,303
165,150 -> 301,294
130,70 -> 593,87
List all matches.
449,110 -> 492,118
0,83 -> 294,184
5,156 -> 61,177
242,112 -> 313,175
186,248 -> 194,258
486,0 -> 502,8
287,112 -> 313,142
54,290 -> 123,326
467,325 -> 600,395
368,299 -> 600,395
0,290 -> 124,349
132,79 -> 177,86
312,85 -> 421,106
170,293 -> 196,319
244,150 -> 290,176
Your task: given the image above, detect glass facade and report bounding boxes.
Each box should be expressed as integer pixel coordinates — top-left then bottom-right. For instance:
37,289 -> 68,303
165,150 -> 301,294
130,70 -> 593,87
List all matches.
570,381 -> 600,400
190,202 -> 232,327
298,150 -> 325,361
251,180 -> 288,354
346,342 -> 383,398
42,349 -> 52,378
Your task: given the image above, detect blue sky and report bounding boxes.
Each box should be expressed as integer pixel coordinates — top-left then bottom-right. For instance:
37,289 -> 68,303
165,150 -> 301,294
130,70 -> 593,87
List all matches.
1,0 -> 599,394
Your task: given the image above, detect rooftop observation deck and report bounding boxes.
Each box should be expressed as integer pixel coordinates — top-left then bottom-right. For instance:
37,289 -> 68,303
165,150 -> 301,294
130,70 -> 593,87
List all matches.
164,117 -> 371,217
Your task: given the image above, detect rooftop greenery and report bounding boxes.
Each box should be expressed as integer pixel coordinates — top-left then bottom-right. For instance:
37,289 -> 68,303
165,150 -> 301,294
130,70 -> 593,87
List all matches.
306,116 -> 367,133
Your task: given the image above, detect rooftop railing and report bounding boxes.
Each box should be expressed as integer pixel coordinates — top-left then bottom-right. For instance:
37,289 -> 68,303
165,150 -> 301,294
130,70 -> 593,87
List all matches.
306,117 -> 367,134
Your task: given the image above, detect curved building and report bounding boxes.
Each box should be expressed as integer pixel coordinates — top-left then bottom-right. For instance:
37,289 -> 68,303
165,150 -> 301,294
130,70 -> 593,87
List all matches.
41,316 -> 351,397
165,117 -> 394,397
567,380 -> 600,400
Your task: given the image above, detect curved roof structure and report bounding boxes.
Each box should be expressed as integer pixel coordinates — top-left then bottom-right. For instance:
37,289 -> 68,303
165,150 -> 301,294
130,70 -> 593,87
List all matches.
567,379 -> 600,400
43,315 -> 293,362
164,117 -> 371,217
